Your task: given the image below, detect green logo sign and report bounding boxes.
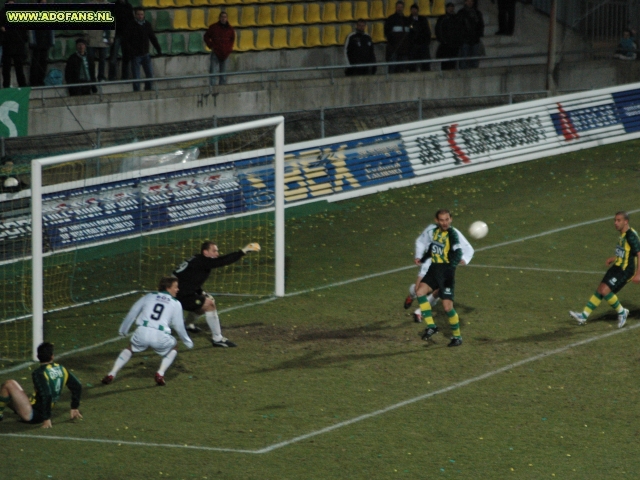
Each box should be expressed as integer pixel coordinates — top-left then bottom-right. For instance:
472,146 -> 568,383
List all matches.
0,88 -> 30,138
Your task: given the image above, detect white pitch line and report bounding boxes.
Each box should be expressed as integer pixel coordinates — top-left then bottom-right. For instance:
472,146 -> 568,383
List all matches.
468,264 -> 603,275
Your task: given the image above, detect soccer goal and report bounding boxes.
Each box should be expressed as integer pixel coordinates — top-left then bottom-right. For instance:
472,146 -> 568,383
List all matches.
3,117 -> 285,362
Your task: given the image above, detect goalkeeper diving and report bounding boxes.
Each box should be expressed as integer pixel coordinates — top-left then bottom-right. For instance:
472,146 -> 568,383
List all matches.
173,241 -> 261,348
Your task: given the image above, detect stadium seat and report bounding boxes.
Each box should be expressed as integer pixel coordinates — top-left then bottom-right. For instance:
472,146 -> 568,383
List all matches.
206,7 -> 222,26
129,0 -> 142,6
192,0 -> 208,7
255,29 -> 271,50
225,7 -> 239,26
209,0 -> 225,4
272,28 -> 288,48
369,0 -> 384,20
235,29 -> 255,51
337,2 -> 353,22
289,26 -> 304,48
189,9 -> 207,29
158,0 -> 174,7
172,10 -> 189,30
171,32 -> 187,54
321,25 -> 337,45
145,10 -> 153,24
155,33 -> 169,55
290,4 -> 305,24
321,3 -> 337,23
306,4 -> 321,24
156,10 -> 173,31
353,1 -> 369,21
431,0 -> 445,16
338,23 -> 351,43
141,0 -> 158,8
257,5 -> 273,26
418,0 -> 431,15
49,38 -> 66,61
306,26 -> 322,47
370,21 -> 385,42
174,0 -> 191,7
188,32 -> 206,53
273,4 -> 289,25
240,6 -> 257,27
225,0 -> 243,5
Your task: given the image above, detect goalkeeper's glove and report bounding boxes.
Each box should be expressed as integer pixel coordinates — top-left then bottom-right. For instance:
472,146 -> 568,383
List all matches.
242,242 -> 261,253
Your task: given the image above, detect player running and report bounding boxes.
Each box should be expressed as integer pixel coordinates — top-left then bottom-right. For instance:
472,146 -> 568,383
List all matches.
570,211 -> 640,328
101,276 -> 193,386
173,241 -> 261,348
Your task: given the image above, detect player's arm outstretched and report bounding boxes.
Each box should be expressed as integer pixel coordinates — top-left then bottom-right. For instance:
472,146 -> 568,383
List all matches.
65,369 -> 83,423
171,303 -> 194,349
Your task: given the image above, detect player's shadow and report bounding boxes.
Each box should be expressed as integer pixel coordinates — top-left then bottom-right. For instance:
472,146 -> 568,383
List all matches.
294,320 -> 408,342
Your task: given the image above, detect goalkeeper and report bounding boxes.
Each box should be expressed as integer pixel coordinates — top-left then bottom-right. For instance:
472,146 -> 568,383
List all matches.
173,241 -> 261,348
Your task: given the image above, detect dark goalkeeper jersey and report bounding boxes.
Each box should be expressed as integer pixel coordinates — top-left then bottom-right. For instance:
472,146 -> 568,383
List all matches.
614,227 -> 640,273
31,362 -> 82,421
173,250 -> 245,297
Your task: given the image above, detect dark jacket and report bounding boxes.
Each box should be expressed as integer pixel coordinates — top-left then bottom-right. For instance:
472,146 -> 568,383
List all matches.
408,14 -> 431,47
435,12 -> 461,48
65,52 -> 97,96
457,6 -> 484,45
3,29 -> 28,57
112,0 -> 134,36
126,20 -> 161,57
204,22 -> 235,61
30,30 -> 55,50
344,30 -> 376,75
384,12 -> 411,55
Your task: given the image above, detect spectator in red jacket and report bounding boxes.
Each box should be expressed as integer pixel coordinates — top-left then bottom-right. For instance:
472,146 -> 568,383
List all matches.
203,11 -> 235,86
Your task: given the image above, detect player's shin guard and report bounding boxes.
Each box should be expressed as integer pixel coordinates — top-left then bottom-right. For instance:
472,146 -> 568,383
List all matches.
583,292 -> 603,318
109,348 -> 133,377
604,292 -> 624,314
205,309 -> 223,341
447,309 -> 461,338
158,349 -> 177,376
418,295 -> 435,328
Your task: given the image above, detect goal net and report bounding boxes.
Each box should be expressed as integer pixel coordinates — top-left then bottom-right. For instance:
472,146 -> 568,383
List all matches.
0,117 -> 284,362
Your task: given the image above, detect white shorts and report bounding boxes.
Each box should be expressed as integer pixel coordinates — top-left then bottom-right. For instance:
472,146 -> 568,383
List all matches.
130,327 -> 177,357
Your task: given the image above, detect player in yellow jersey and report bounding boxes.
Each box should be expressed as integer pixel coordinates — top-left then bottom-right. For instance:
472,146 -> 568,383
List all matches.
570,211 -> 640,328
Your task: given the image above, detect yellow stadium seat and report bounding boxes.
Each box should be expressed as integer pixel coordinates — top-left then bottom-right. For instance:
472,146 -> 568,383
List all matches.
240,6 -> 257,27
290,4 -> 305,24
174,0 -> 191,7
141,0 -> 158,8
338,23 -> 351,43
225,7 -> 239,26
272,28 -> 288,48
207,7 -> 222,26
158,0 -> 174,7
273,4 -> 289,25
369,0 -> 384,19
257,5 -> 273,26
322,25 -> 337,45
370,21 -> 385,42
173,10 -> 189,30
189,9 -> 207,29
306,3 -> 321,24
289,26 -> 304,47
354,1 -> 369,20
255,29 -> 272,49
208,0 -> 225,5
431,0 -> 445,16
418,0 -> 431,15
235,29 -> 255,51
225,0 -> 242,5
322,3 -> 337,23
338,2 -> 353,22
306,26 -> 322,46
192,0 -> 207,6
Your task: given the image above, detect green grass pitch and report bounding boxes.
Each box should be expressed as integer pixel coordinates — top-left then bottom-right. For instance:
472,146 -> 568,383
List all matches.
2,139 -> 640,479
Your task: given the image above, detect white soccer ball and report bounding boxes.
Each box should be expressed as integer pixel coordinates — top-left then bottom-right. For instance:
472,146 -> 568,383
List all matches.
4,177 -> 18,188
469,221 -> 488,239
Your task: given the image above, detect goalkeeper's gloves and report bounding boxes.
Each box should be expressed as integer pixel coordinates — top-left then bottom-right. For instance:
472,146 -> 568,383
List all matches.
242,242 -> 261,253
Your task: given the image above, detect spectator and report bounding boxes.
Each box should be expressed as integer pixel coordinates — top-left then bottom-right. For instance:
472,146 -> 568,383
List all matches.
613,29 -> 637,60
86,2 -> 112,83
496,0 -> 516,35
384,0 -> 411,74
344,19 -> 376,76
203,11 -> 235,86
65,38 -> 97,96
435,2 -> 461,70
2,0 -> 28,88
29,0 -> 54,87
109,0 -> 134,81
457,0 -> 484,69
126,7 -> 161,92
0,157 -> 26,193
407,3 -> 431,72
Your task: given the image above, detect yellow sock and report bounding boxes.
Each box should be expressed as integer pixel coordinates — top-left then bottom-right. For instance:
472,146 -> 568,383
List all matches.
418,295 -> 435,328
447,309 -> 461,338
583,293 -> 602,318
604,292 -> 624,314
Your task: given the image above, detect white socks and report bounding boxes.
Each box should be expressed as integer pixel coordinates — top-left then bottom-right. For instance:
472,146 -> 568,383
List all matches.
428,294 -> 439,307
205,309 -> 224,341
109,348 -> 132,377
409,284 -> 417,298
158,349 -> 177,376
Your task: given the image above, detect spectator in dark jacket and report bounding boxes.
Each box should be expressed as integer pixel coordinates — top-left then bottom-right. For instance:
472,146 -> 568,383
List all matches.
29,0 -> 55,86
435,2 -> 461,70
1,0 -> 28,88
457,0 -> 484,69
344,19 -> 376,76
126,7 -> 161,92
384,0 -> 410,73
203,11 -> 235,86
407,3 -> 431,72
496,0 -> 516,36
109,0 -> 134,80
65,38 -> 97,96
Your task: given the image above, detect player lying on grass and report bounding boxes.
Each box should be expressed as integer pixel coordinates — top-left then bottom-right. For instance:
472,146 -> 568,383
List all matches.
570,211 -> 640,328
173,241 -> 261,348
404,218 -> 474,323
102,276 -> 193,386
0,342 -> 82,427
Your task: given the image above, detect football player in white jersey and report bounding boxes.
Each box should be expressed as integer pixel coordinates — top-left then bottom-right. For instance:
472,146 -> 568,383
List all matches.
101,276 -> 193,386
404,222 -> 475,322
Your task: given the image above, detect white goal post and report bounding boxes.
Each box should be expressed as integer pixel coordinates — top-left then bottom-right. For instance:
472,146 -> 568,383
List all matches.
30,116 -> 285,361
